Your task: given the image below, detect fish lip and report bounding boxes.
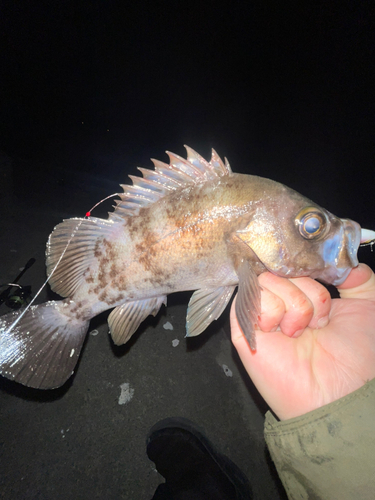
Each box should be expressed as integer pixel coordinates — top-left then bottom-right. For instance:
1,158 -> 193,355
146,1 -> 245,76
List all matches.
317,219 -> 361,286
329,268 -> 352,287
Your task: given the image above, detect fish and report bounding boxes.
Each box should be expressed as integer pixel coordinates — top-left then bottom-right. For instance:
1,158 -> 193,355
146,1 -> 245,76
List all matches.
0,146 -> 373,390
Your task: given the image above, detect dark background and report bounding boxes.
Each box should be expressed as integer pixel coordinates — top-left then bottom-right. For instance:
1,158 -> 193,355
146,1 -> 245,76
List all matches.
1,1 -> 374,223
0,2 -> 374,499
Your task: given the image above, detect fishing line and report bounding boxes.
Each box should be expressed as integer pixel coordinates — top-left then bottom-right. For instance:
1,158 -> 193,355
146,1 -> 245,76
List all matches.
360,239 -> 375,251
5,192 -> 121,334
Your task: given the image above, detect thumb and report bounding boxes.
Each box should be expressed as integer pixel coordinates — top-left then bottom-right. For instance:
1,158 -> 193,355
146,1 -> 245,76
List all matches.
337,264 -> 375,300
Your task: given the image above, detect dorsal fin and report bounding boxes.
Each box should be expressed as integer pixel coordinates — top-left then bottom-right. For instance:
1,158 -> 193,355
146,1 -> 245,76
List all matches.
108,146 -> 232,222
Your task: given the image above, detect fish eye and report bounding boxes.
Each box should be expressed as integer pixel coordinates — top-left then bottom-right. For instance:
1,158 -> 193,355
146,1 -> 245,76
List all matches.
295,207 -> 327,240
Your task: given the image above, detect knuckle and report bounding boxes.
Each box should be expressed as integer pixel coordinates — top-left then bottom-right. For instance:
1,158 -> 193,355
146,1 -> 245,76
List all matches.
290,292 -> 313,316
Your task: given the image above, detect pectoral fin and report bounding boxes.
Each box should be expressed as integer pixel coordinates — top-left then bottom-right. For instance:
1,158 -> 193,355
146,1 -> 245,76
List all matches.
186,286 -> 236,337
235,259 -> 261,350
108,296 -> 167,345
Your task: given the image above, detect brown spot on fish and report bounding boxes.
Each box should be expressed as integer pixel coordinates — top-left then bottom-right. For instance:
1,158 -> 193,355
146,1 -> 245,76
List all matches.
97,271 -> 108,287
138,252 -> 152,272
135,231 -> 160,272
70,303 -> 85,321
94,239 -> 103,258
109,264 -> 118,279
125,215 -> 135,229
147,274 -> 169,287
126,208 -> 152,238
83,265 -> 95,284
138,207 -> 151,223
92,237 -> 120,293
106,292 -> 125,306
113,275 -> 128,291
98,240 -> 117,269
73,309 -> 85,321
70,305 -> 78,314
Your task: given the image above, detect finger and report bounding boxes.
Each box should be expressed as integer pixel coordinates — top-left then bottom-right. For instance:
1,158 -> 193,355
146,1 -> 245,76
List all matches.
257,286 -> 286,332
338,264 -> 375,300
288,277 -> 331,329
258,273 -> 313,337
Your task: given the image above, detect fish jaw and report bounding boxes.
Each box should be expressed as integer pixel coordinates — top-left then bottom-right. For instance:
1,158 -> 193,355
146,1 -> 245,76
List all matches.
314,218 -> 361,286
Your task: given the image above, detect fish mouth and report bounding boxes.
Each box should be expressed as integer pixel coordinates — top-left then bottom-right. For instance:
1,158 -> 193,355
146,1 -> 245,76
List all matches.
317,219 -> 361,286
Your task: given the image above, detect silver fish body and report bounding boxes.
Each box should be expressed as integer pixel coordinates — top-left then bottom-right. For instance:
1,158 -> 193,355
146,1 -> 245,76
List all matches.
0,147 -> 364,389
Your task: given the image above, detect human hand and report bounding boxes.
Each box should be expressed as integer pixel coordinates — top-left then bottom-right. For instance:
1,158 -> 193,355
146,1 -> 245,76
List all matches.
230,264 -> 375,420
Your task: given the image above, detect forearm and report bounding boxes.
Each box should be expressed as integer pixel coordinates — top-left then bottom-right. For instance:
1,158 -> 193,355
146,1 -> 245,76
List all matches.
264,377 -> 375,500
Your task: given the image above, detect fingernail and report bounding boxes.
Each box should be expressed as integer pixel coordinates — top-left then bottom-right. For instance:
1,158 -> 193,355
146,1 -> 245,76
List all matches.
317,316 -> 329,328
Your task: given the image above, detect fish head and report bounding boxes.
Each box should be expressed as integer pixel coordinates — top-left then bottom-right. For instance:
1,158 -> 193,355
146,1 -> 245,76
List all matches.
295,211 -> 360,285
236,182 -> 361,286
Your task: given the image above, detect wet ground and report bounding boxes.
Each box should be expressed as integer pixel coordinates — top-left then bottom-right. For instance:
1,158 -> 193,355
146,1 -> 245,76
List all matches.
0,151 -> 288,499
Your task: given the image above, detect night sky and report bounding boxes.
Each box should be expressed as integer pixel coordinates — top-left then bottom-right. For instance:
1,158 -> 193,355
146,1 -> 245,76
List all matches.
1,2 -> 374,227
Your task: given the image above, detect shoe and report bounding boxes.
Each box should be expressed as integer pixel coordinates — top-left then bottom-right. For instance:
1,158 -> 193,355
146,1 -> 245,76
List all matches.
147,417 -> 252,500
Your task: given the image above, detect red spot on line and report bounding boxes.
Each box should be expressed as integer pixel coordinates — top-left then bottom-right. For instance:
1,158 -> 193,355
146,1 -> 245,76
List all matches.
86,212 -> 91,217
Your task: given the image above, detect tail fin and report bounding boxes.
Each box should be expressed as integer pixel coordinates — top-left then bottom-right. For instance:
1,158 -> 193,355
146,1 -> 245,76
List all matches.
0,301 -> 89,389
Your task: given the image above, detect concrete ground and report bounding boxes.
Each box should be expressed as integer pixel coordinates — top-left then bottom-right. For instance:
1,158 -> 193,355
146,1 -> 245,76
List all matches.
0,153 -> 287,499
